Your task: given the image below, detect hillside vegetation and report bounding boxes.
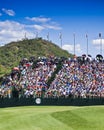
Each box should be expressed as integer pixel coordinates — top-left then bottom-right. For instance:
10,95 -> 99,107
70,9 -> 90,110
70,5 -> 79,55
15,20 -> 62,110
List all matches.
0,38 -> 71,77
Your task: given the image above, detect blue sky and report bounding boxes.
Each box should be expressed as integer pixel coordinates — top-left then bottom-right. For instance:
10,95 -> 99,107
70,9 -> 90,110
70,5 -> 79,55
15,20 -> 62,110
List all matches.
0,0 -> 104,57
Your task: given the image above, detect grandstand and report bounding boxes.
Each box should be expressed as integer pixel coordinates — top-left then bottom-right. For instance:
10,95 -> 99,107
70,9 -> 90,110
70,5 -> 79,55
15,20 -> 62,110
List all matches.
0,54 -> 104,101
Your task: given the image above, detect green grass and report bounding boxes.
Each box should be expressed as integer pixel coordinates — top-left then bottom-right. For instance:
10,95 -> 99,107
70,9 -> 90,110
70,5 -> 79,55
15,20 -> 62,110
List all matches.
0,106 -> 104,130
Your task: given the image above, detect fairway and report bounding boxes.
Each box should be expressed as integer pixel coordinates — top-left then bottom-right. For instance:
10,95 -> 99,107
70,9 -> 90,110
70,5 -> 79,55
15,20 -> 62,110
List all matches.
0,106 -> 104,130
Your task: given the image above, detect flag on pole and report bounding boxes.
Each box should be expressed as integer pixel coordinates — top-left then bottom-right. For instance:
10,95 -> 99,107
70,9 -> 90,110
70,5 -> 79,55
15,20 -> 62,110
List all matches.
47,32 -> 49,40
59,32 -> 62,48
59,32 -> 62,39
86,34 -> 88,38
73,33 -> 76,55
36,32 -> 38,38
99,33 -> 101,38
25,32 -> 26,39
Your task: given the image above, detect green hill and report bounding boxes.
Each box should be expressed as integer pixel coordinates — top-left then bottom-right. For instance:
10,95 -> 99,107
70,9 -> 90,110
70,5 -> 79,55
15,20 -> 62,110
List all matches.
0,38 -> 71,77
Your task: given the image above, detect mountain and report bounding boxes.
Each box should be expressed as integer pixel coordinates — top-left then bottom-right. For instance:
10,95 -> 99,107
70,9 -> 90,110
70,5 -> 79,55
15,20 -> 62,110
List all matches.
0,38 -> 72,77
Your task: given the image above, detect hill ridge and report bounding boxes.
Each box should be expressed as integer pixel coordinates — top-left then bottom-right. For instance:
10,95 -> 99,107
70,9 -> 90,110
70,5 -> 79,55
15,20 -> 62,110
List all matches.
0,38 -> 72,77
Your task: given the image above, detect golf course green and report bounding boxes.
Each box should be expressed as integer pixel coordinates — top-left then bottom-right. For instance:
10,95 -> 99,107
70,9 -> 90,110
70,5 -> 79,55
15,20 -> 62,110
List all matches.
0,106 -> 104,130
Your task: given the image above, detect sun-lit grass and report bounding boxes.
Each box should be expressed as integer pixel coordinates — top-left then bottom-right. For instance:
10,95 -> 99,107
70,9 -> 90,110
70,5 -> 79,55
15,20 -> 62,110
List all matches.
52,106 -> 104,130
0,106 -> 104,130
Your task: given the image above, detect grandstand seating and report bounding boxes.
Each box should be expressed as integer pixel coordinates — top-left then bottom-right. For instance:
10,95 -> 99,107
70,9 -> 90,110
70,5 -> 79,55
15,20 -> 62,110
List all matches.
0,55 -> 104,99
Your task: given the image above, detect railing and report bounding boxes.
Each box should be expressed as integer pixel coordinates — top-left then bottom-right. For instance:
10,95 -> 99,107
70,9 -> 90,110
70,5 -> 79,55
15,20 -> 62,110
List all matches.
0,97 -> 104,108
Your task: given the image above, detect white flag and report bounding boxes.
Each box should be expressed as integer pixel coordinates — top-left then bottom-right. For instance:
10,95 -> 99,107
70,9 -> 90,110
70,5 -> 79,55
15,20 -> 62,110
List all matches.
47,32 -> 49,40
59,32 -> 62,39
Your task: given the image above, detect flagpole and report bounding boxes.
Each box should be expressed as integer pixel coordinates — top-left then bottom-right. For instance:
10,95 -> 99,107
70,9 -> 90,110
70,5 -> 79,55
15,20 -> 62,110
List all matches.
59,32 -> 62,48
73,33 -> 76,88
25,32 -> 27,39
47,32 -> 49,41
73,33 -> 75,56
86,34 -> 88,55
99,33 -> 102,55
36,32 -> 38,39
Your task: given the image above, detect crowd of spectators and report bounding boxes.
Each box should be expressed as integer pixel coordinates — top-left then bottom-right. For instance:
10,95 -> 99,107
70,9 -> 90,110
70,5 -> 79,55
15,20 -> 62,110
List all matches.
0,56 -> 58,98
47,56 -> 104,98
0,55 -> 104,99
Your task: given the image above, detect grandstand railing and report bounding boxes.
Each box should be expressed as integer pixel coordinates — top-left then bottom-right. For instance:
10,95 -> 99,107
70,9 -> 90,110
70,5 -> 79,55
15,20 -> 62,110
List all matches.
0,97 -> 104,108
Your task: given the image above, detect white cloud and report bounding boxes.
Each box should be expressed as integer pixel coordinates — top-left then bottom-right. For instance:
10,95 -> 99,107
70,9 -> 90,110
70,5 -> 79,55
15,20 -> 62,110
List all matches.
92,39 -> 104,45
25,16 -> 62,30
0,20 -> 34,45
0,15 -> 62,45
24,24 -> 45,31
44,25 -> 62,30
0,13 -> 2,16
92,39 -> 104,49
25,24 -> 61,31
26,16 -> 51,23
62,44 -> 73,51
0,20 -> 24,30
62,44 -> 81,54
2,8 -> 15,16
33,25 -> 45,31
